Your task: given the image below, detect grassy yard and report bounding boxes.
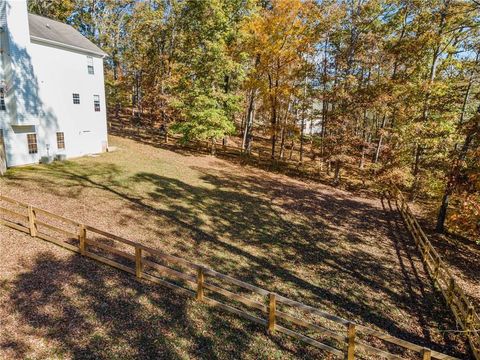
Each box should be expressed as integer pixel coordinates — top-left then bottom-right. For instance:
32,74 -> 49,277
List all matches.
0,135 -> 471,359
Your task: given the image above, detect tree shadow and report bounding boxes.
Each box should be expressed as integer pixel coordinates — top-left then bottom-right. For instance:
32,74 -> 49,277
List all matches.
381,198 -> 465,352
5,250 -> 274,359
126,170 -> 468,358
2,157 -> 471,358
396,199 -> 480,311
108,121 -> 373,195
423,223 -> 480,305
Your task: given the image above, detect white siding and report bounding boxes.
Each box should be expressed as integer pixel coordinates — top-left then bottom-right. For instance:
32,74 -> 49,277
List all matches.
0,0 -> 108,168
28,42 -> 108,160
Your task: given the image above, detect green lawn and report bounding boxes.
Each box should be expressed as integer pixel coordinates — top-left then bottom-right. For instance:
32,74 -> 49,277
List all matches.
0,135 -> 470,359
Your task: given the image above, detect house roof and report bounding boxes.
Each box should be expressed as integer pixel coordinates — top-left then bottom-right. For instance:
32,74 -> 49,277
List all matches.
28,13 -> 107,57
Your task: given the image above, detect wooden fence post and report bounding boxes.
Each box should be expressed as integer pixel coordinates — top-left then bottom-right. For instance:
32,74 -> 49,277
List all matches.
402,199 -> 406,212
135,247 -> 143,279
424,244 -> 430,261
346,322 -> 356,360
78,224 -> 86,255
268,293 -> 276,334
421,348 -> 431,360
196,267 -> 204,301
433,259 -> 440,281
466,306 -> 474,329
447,278 -> 455,305
28,205 -> 37,237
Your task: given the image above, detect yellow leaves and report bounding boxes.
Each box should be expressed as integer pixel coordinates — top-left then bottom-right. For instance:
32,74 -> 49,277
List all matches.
243,0 -> 318,63
241,0 -> 321,136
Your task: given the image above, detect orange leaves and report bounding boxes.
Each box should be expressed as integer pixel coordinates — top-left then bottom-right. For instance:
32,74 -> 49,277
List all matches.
241,0 -> 321,149
448,194 -> 480,240
243,0 -> 319,75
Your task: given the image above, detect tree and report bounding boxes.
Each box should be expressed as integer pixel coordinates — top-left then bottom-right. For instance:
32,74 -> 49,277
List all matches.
27,0 -> 75,22
170,0 -> 249,150
30,0 -> 480,240
242,0 -> 320,159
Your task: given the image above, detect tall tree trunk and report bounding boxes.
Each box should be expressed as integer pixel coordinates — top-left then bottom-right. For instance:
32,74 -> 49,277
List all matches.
279,126 -> 286,160
411,144 -> 423,197
436,191 -> 451,233
459,77 -> 473,126
299,111 -> 305,163
271,109 -> 277,160
373,114 -> 387,164
333,160 -> 341,185
359,107 -> 368,169
299,75 -> 308,164
268,71 -> 278,160
320,37 -> 329,159
279,100 -> 291,160
112,48 -> 120,119
436,109 -> 480,232
242,89 -> 256,154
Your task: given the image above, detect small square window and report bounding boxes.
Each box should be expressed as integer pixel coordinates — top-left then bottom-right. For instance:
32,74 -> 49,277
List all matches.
87,56 -> 94,75
94,95 -> 100,112
0,88 -> 5,111
73,93 -> 80,104
27,133 -> 37,154
56,132 -> 65,150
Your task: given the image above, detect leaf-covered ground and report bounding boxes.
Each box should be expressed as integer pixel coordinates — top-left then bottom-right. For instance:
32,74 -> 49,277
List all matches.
416,209 -> 480,314
0,135 -> 472,359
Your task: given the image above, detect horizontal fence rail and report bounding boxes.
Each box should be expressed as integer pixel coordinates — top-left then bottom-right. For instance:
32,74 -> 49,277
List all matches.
390,187 -> 479,360
0,194 -> 462,359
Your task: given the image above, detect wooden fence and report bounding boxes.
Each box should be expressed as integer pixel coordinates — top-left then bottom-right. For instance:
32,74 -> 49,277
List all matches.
0,194 -> 462,360
391,187 -> 479,360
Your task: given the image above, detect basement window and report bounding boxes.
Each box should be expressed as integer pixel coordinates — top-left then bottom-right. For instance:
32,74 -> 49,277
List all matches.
56,132 -> 65,150
72,93 -> 80,104
0,88 -> 5,111
94,95 -> 100,112
87,56 -> 94,75
27,133 -> 37,154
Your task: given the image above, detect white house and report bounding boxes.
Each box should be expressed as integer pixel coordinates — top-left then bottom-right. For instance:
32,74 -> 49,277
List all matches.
0,0 -> 108,174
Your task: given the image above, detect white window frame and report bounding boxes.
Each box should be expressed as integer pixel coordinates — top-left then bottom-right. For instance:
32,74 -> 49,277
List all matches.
0,87 -> 5,111
56,132 -> 65,150
73,93 -> 80,104
94,95 -> 100,112
87,56 -> 94,75
27,133 -> 38,154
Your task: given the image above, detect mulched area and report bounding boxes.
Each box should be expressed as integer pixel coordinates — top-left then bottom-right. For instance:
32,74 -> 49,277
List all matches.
0,135 -> 473,359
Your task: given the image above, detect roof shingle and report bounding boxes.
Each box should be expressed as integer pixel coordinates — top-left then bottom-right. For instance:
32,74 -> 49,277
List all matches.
28,13 -> 107,57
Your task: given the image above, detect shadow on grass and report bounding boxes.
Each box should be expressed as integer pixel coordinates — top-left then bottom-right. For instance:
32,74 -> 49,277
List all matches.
4,251 -> 270,360
108,124 -> 373,195
3,159 -> 470,358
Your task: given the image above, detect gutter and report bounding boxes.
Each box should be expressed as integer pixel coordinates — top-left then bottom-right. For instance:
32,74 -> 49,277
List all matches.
30,35 -> 108,58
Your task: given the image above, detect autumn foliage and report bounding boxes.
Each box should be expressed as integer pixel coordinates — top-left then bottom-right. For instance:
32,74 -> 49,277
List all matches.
28,0 -> 480,240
